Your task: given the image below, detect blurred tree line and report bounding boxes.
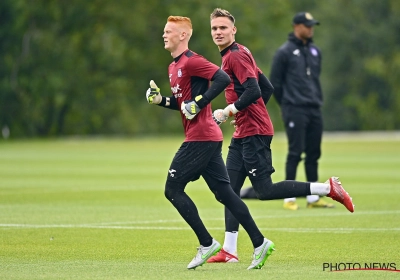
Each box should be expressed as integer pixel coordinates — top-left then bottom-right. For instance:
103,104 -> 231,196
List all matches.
1,0 -> 400,138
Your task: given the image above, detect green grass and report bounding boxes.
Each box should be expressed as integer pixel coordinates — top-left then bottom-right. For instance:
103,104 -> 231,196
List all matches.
0,133 -> 399,279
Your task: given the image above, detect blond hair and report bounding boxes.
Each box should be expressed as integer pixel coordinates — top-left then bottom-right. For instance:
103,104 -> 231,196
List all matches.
167,16 -> 193,37
210,8 -> 235,24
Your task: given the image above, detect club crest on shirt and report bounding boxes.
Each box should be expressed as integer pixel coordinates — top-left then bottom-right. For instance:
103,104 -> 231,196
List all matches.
310,47 -> 318,56
178,69 -> 182,77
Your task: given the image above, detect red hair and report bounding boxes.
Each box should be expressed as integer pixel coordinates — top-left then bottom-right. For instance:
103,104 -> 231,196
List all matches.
167,16 -> 193,30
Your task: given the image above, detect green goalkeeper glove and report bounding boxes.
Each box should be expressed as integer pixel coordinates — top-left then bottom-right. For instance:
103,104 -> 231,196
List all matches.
181,95 -> 203,120
146,80 -> 162,105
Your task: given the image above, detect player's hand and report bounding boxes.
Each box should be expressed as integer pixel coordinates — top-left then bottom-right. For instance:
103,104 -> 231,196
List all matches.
223,103 -> 239,117
213,104 -> 238,125
212,109 -> 228,125
146,80 -> 162,105
181,95 -> 203,120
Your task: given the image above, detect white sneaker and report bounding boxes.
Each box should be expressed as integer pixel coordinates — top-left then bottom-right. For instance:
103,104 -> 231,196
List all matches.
187,239 -> 221,269
247,238 -> 275,270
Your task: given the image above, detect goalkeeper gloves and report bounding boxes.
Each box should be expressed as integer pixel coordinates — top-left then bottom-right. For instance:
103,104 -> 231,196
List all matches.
146,80 -> 162,105
212,109 -> 228,125
212,103 -> 239,125
223,103 -> 239,117
181,95 -> 203,120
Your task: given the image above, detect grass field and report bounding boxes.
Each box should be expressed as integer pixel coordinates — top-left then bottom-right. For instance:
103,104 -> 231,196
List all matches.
1,132 -> 399,279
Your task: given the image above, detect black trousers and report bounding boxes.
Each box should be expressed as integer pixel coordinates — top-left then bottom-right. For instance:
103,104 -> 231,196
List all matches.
164,141 -> 264,248
281,105 -> 323,182
224,135 -> 310,232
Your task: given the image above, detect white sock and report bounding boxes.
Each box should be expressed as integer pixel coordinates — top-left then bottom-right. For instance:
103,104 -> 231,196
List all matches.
284,197 -> 296,203
310,183 -> 330,196
306,194 -> 320,203
223,231 -> 238,255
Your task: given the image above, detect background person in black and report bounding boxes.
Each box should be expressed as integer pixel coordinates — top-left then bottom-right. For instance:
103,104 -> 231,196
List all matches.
272,12 -> 332,210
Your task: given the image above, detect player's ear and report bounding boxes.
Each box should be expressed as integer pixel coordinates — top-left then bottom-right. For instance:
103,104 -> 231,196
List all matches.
180,31 -> 186,40
232,26 -> 237,35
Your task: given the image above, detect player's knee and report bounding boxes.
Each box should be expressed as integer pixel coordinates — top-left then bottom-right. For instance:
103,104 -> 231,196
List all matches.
164,180 -> 186,202
305,153 -> 321,163
287,153 -> 302,163
212,189 -> 225,203
164,184 -> 173,202
164,180 -> 177,201
257,191 -> 274,200
213,192 -> 222,203
252,178 -> 274,200
211,184 -> 231,204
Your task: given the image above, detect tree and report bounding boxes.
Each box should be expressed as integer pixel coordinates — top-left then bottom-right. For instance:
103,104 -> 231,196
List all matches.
1,0 -> 400,138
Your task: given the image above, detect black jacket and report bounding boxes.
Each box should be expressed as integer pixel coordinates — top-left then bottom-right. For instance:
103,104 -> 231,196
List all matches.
270,32 -> 322,107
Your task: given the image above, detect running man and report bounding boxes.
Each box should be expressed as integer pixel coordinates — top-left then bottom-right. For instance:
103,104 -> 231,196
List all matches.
208,8 -> 354,264
146,15 -> 275,270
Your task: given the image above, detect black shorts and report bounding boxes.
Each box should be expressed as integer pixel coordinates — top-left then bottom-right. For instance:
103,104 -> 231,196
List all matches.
226,135 -> 275,181
167,141 -> 230,185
